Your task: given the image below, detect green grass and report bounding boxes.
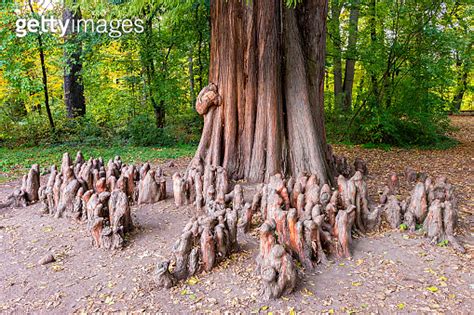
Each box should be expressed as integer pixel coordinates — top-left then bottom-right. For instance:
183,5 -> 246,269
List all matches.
0,143 -> 196,183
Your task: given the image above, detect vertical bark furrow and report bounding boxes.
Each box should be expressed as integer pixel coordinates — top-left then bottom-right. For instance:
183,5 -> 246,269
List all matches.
242,3 -> 258,179
222,1 -> 239,177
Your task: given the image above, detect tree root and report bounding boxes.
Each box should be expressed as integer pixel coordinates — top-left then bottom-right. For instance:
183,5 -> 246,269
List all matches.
8,151 -> 170,250
155,207 -> 239,288
378,174 -> 465,253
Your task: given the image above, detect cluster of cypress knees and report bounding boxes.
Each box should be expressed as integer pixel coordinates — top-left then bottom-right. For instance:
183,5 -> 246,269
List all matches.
161,157 -> 464,299
0,152 -> 464,299
0,151 -> 166,250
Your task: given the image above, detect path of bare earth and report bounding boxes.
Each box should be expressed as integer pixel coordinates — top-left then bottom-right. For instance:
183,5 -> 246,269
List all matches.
0,116 -> 472,313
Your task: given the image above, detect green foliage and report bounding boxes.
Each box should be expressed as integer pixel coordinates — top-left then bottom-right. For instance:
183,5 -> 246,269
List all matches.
399,223 -> 408,232
0,143 -> 196,182
1,0 -> 471,150
437,239 -> 449,247
325,0 -> 472,147
0,0 -> 209,148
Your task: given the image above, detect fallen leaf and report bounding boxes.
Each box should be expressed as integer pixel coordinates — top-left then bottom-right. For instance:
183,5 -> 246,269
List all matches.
104,296 -> 114,305
426,286 -> 438,293
187,276 -> 199,285
42,226 -> 53,233
302,288 -> 313,296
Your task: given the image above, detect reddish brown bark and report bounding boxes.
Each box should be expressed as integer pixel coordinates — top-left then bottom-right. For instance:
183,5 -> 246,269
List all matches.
193,0 -> 334,184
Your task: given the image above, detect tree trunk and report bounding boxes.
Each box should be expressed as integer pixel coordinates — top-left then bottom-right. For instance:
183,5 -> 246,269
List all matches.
63,6 -> 86,118
329,0 -> 343,110
195,2 -> 205,92
193,0 -> 334,184
369,0 -> 380,103
188,51 -> 196,108
28,0 -> 54,131
154,100 -> 165,129
342,0 -> 360,111
142,14 -> 166,129
451,53 -> 469,112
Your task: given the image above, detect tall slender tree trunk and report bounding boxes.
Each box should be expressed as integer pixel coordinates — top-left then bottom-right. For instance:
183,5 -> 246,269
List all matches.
369,0 -> 379,103
193,0 -> 334,184
188,51 -> 196,108
197,38 -> 204,91
195,3 -> 204,91
63,6 -> 86,118
451,50 -> 470,112
342,0 -> 360,111
329,0 -> 343,110
28,0 -> 54,131
143,15 -> 165,129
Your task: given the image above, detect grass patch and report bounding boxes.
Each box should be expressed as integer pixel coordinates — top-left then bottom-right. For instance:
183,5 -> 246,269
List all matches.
0,143 -> 196,182
360,142 -> 393,151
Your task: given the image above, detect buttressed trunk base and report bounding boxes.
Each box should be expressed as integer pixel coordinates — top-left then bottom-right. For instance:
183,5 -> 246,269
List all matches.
194,0 -> 334,184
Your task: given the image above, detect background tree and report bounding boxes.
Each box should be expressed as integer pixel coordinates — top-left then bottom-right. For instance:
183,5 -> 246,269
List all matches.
63,3 -> 86,118
328,0 -> 343,110
325,0 -> 472,146
448,1 -> 472,112
0,0 -> 471,148
28,0 -> 55,130
341,0 -> 359,111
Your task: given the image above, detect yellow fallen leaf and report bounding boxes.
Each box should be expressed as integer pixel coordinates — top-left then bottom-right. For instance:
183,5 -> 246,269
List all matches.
426,286 -> 438,293
356,259 -> 364,266
43,226 -> 53,233
351,282 -> 362,287
187,276 -> 199,285
397,303 -> 405,310
51,264 -> 63,272
289,307 -> 296,315
302,288 -> 313,296
260,306 -> 269,311
104,296 -> 114,305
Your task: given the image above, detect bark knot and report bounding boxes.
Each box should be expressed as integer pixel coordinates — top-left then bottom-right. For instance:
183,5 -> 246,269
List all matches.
196,83 -> 220,115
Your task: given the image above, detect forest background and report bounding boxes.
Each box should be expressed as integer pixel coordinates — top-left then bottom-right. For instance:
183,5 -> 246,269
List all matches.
0,0 -> 472,175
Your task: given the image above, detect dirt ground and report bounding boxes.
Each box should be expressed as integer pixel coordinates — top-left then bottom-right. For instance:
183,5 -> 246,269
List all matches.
0,116 -> 473,313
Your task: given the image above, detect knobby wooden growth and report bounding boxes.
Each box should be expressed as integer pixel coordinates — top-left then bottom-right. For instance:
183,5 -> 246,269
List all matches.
0,152 -> 464,299
1,152 -> 169,250
167,153 -> 464,299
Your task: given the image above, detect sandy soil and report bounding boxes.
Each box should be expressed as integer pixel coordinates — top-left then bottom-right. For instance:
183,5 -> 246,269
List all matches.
0,116 -> 472,313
